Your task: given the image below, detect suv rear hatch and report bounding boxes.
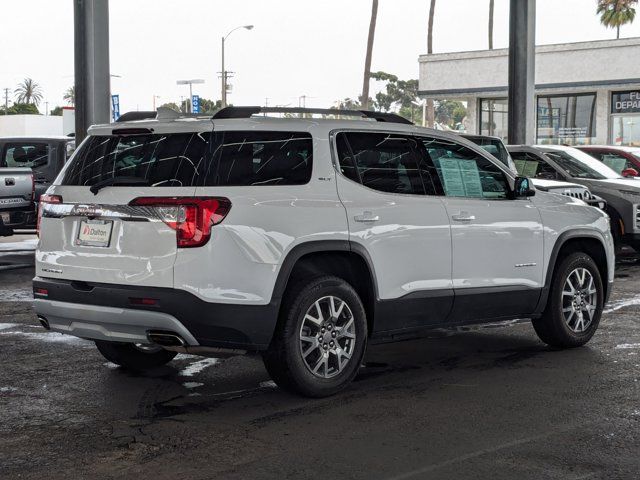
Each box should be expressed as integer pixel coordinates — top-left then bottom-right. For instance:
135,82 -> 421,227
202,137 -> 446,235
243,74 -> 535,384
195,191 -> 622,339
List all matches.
36,128 -> 228,288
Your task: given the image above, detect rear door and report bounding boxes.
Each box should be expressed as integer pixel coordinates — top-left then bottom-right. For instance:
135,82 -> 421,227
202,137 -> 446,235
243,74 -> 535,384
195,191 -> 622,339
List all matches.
334,131 -> 453,332
37,129 -> 211,288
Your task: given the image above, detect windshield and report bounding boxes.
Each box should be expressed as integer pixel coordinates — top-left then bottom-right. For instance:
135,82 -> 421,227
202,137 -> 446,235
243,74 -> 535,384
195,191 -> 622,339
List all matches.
541,148 -> 622,180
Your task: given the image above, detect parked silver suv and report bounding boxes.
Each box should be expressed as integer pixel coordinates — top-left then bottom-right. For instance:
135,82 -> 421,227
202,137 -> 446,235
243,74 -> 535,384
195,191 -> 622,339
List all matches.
34,107 -> 615,397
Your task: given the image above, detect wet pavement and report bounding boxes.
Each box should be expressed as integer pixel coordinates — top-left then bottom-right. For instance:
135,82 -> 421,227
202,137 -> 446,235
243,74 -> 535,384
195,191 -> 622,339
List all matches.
1,235 -> 639,479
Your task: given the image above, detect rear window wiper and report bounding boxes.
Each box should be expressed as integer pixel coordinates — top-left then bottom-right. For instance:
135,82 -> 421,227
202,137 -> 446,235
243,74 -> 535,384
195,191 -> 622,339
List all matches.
89,177 -> 150,195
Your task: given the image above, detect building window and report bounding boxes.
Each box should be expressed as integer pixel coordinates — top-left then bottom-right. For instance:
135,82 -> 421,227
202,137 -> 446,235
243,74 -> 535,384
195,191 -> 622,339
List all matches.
611,90 -> 640,146
479,98 -> 508,140
536,93 -> 596,145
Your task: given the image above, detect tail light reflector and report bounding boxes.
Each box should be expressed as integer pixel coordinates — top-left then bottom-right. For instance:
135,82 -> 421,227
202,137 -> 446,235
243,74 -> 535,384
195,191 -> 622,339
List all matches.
37,194 -> 63,236
129,197 -> 231,248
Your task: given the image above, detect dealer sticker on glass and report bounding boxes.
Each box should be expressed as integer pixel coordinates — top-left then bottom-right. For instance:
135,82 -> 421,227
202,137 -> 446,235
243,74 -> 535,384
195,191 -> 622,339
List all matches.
76,219 -> 113,247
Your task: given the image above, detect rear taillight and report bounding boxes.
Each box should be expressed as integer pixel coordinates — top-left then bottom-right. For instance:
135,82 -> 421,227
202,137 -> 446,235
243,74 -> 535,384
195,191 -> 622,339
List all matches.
37,194 -> 63,236
129,197 -> 231,248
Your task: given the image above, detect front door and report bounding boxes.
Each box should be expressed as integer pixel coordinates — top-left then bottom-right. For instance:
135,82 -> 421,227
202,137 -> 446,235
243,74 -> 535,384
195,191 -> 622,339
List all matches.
424,137 -> 544,323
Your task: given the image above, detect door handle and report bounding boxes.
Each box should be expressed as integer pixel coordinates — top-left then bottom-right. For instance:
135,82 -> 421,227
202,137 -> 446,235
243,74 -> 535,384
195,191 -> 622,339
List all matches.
451,211 -> 476,222
354,211 -> 380,223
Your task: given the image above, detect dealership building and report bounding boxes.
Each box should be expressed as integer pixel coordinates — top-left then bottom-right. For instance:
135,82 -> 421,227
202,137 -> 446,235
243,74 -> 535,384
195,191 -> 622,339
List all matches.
419,37 -> 640,146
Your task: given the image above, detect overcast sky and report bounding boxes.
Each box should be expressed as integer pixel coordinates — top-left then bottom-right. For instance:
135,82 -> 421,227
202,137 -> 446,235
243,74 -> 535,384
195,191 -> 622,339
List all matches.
2,0 -> 640,114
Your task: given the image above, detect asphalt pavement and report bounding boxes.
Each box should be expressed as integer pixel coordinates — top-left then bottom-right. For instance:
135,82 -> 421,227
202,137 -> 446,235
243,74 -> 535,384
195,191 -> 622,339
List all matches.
1,235 -> 639,479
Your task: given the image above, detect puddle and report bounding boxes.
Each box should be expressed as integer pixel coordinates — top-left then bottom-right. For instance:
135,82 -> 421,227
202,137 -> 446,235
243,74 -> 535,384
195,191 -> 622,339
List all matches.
0,289 -> 32,302
0,239 -> 38,252
0,323 -> 20,331
605,295 -> 640,313
179,358 -> 219,377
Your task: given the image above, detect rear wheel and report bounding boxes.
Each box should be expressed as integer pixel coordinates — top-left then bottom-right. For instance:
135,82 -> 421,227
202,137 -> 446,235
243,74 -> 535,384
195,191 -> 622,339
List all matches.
533,252 -> 603,348
263,276 -> 367,397
95,340 -> 177,370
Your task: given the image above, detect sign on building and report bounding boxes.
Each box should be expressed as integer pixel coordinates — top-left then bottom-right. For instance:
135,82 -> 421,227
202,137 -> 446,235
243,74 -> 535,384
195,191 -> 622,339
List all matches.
111,95 -> 120,121
192,95 -> 200,114
611,91 -> 640,114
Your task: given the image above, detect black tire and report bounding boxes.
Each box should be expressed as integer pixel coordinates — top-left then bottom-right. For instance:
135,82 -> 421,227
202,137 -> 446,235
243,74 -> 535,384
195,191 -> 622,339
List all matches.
263,276 -> 368,398
606,207 -> 624,254
533,252 -> 604,348
95,340 -> 177,371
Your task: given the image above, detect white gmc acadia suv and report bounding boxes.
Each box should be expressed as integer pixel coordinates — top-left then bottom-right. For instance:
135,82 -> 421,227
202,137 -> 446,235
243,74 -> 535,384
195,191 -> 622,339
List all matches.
33,107 -> 615,397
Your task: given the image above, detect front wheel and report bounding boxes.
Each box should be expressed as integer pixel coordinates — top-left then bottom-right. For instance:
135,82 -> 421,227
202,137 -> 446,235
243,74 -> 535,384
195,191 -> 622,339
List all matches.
263,276 -> 368,397
533,252 -> 604,348
95,340 -> 177,371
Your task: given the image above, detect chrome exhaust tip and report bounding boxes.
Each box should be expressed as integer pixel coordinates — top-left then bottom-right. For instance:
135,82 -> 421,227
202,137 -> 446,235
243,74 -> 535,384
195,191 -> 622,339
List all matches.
38,316 -> 50,330
147,331 -> 187,347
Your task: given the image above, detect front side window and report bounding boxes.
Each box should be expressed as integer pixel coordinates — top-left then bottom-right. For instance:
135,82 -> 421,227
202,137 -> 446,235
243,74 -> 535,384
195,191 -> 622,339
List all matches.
2,143 -> 49,169
423,138 -> 509,199
336,132 -> 426,195
599,153 -> 633,174
510,151 -> 559,180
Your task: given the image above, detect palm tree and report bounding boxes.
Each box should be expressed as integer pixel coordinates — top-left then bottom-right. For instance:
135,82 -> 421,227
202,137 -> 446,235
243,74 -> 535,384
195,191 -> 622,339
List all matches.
63,86 -> 75,106
426,0 -> 436,128
597,0 -> 638,39
361,0 -> 379,110
14,78 -> 43,106
488,0 -> 495,49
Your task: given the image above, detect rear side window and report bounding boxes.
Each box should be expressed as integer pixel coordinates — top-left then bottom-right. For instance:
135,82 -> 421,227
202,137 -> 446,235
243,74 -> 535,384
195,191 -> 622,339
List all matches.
335,132 -> 426,195
2,143 -> 50,168
203,131 -> 312,186
61,131 -> 313,187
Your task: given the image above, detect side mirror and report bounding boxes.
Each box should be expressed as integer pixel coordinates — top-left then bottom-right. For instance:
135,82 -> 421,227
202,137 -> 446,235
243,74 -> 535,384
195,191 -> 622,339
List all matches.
621,167 -> 638,178
513,176 -> 535,198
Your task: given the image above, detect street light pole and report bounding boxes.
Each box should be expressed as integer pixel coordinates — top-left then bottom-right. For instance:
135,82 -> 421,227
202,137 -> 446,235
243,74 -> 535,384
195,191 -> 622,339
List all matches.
221,25 -> 254,108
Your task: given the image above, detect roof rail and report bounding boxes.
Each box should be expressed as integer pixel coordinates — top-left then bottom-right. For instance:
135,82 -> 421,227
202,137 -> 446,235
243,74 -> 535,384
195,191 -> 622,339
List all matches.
115,106 -> 414,125
212,106 -> 414,125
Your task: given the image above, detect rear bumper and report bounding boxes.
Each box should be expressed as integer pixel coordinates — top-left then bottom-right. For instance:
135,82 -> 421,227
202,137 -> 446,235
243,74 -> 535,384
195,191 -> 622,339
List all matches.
0,205 -> 36,230
32,277 -> 278,351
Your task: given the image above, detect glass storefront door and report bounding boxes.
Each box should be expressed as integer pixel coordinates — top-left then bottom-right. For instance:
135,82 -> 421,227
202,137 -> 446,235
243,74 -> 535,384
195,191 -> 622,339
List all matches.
611,115 -> 640,146
479,98 -> 508,140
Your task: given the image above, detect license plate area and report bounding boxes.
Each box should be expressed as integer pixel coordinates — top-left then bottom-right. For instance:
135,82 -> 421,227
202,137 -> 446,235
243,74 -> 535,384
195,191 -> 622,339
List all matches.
76,219 -> 113,247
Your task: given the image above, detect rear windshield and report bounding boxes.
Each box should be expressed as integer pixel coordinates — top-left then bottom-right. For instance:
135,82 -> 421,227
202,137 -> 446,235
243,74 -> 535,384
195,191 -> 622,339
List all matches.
1,143 -> 50,169
61,131 -> 313,187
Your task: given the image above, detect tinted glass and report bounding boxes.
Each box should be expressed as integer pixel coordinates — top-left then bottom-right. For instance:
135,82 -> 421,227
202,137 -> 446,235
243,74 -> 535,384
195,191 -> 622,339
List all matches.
479,98 -> 508,140
510,151 -> 559,180
423,138 -> 509,199
204,131 -> 312,186
62,131 -> 313,187
2,143 -> 49,169
542,149 -> 619,180
336,133 -> 425,195
62,133 -> 209,187
598,153 -> 633,174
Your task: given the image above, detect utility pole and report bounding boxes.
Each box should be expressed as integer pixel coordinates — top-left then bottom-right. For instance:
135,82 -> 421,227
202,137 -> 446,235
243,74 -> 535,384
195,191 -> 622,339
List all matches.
44,101 -> 49,116
3,88 -> 9,114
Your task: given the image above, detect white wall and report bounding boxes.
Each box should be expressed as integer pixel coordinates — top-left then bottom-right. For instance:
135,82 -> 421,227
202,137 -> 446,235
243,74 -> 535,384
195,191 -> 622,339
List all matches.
419,38 -> 640,94
0,115 -> 63,136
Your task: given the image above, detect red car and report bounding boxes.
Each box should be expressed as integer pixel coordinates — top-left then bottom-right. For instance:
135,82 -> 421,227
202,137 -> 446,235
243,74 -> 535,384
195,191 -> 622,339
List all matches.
576,146 -> 640,178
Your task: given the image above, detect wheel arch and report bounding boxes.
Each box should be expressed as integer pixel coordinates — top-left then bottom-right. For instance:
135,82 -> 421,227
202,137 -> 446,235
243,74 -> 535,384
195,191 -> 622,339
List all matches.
535,230 -> 610,314
270,241 -> 378,336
